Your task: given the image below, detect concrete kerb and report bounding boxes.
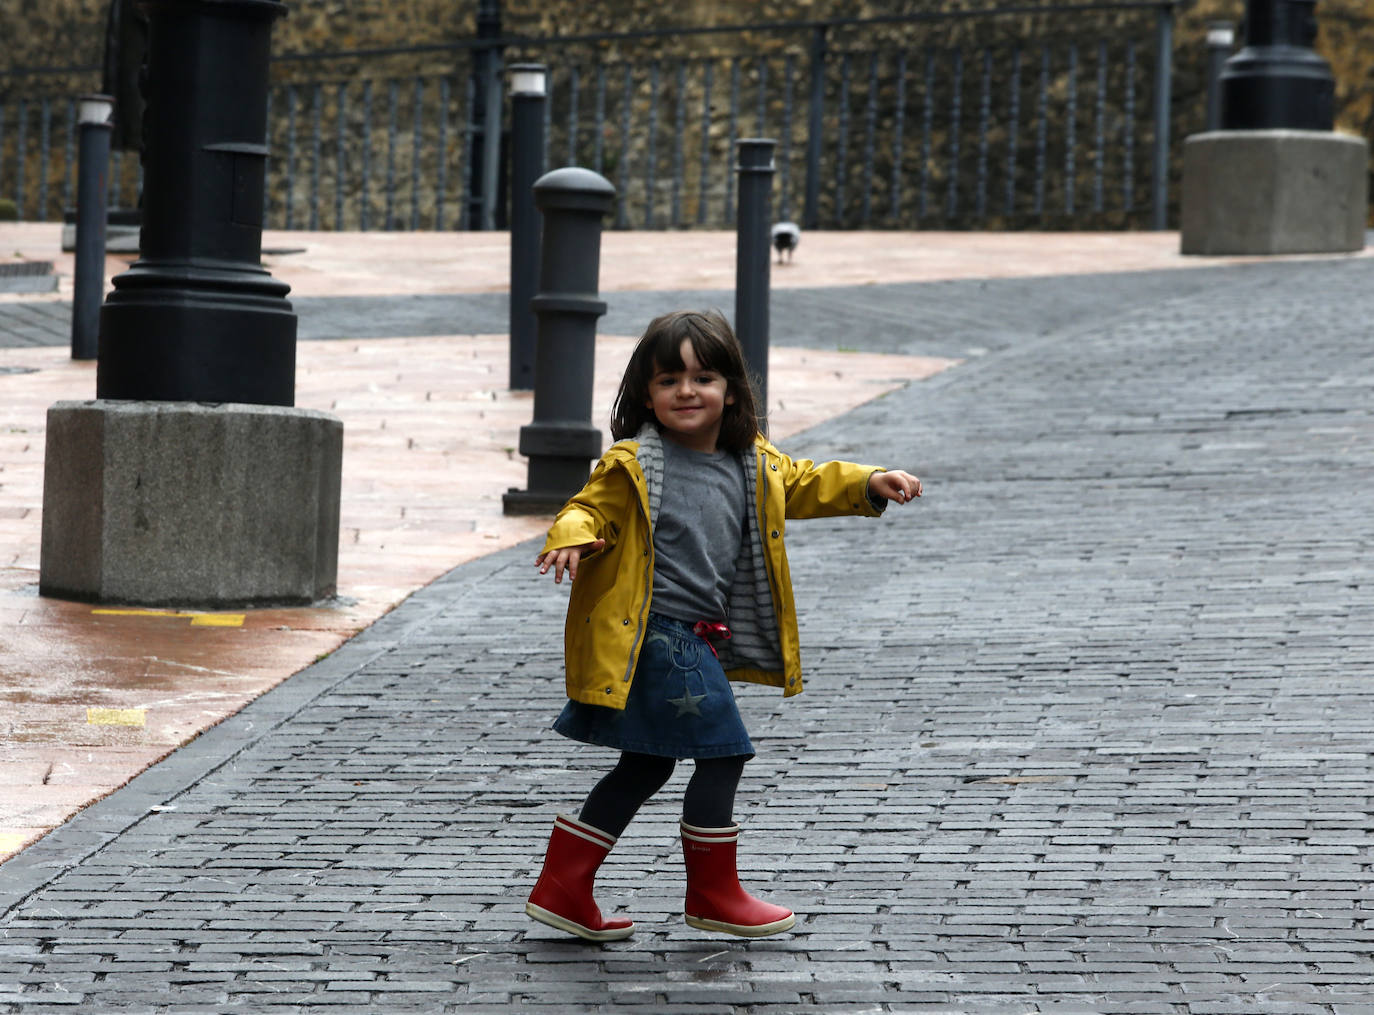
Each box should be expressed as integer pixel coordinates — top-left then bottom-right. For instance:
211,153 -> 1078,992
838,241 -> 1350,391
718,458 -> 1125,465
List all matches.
0,545 -> 523,918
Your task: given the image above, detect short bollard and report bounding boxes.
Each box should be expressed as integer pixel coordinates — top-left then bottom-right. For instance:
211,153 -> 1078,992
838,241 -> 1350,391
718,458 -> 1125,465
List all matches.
71,94 -> 113,362
734,138 -> 776,428
508,64 -> 547,391
503,168 -> 617,516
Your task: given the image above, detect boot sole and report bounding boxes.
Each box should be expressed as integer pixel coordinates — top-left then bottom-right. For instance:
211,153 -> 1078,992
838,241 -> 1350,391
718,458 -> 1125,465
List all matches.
525,902 -> 634,941
685,912 -> 796,937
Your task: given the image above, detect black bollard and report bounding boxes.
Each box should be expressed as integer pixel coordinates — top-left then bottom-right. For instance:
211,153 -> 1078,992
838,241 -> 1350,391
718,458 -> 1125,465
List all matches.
508,64 -> 547,391
503,168 -> 617,516
1205,22 -> 1235,132
734,139 -> 775,430
97,0 -> 295,407
468,0 -> 504,232
1220,0 -> 1334,131
71,94 -> 113,362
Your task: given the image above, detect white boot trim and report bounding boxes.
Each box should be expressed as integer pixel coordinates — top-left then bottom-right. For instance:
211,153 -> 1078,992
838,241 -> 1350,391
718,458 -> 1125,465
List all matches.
680,820 -> 740,844
555,813 -> 617,849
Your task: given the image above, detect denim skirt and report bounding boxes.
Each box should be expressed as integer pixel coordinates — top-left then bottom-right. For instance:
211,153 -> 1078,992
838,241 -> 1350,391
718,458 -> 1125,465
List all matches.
553,613 -> 755,760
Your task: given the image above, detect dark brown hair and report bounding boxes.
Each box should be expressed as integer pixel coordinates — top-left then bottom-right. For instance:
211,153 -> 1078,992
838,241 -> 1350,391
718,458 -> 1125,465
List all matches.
610,309 -> 762,451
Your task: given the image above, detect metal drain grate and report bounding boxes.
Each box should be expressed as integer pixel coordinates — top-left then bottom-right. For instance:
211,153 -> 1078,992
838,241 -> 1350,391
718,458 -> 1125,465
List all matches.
0,261 -> 53,277
0,260 -> 59,294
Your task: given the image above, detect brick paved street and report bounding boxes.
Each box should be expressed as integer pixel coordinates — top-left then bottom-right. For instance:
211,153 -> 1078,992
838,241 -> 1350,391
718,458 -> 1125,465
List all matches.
3,255 -> 1374,1012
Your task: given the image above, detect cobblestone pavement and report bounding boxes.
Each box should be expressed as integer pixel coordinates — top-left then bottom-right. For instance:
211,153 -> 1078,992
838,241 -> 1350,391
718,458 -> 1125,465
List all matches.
3,256 -> 1374,1013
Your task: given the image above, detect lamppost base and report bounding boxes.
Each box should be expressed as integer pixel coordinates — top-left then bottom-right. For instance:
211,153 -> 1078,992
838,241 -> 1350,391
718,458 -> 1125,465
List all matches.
39,400 -> 342,608
97,285 -> 296,405
1180,129 -> 1367,256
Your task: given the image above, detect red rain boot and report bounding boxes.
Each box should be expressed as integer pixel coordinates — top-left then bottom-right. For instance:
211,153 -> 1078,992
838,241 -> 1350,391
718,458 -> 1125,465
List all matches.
526,814 -> 634,941
681,820 -> 796,937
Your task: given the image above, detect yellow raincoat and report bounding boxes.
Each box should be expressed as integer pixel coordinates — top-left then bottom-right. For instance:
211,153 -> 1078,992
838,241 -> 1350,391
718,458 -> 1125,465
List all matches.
541,430 -> 886,710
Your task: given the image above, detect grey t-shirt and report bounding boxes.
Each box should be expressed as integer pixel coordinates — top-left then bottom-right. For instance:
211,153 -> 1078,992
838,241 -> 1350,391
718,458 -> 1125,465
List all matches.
650,438 -> 749,623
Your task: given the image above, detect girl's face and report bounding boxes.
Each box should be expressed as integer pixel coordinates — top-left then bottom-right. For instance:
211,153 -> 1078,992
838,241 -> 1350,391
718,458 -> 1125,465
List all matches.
645,339 -> 735,453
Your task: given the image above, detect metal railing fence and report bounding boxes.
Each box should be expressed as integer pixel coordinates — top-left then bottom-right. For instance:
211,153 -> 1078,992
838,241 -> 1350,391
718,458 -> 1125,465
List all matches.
503,2 -> 1176,231
0,3 -> 1182,231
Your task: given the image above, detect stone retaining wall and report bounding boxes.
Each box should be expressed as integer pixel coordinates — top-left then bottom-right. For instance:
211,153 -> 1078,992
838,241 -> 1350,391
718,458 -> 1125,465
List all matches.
4,1 -> 1372,228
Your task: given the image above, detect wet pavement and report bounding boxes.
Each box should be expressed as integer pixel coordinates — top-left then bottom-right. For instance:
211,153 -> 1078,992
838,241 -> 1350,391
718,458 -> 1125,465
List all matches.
1,225 -> 1373,1012
1,224 -> 962,860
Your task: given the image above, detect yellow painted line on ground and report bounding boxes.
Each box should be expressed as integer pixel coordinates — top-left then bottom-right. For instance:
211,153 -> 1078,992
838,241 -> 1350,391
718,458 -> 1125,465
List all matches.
91,609 -> 245,628
86,707 -> 147,727
189,613 -> 246,627
0,833 -> 30,856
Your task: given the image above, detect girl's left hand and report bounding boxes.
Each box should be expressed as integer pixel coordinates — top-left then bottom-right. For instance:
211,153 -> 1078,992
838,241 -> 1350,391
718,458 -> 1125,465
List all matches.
536,538 -> 606,584
868,470 -> 923,504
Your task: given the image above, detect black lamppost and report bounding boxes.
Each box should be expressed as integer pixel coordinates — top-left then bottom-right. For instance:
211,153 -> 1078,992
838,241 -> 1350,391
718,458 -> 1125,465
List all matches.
508,63 -> 546,391
101,0 -> 147,154
97,0 -> 295,407
735,139 -> 775,427
71,94 -> 113,362
468,0 -> 504,231
42,0 -> 343,611
1220,0 -> 1334,130
802,27 -> 826,231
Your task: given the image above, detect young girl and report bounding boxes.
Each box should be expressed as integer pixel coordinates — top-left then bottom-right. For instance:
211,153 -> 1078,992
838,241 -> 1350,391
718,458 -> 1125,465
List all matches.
526,309 -> 922,942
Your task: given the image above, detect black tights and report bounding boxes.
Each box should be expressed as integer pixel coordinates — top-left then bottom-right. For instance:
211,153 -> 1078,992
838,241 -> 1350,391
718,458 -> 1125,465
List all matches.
577,751 -> 749,838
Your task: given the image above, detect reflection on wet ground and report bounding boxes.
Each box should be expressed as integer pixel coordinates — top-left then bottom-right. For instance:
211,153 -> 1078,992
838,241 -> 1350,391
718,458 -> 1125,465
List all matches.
2,320 -> 943,861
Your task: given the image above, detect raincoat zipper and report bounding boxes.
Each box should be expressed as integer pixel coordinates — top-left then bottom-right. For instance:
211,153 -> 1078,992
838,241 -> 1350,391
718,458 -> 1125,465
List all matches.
619,466 -> 654,684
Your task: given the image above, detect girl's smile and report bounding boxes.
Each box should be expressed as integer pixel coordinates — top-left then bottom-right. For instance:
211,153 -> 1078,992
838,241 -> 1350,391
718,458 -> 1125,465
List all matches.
646,340 -> 735,452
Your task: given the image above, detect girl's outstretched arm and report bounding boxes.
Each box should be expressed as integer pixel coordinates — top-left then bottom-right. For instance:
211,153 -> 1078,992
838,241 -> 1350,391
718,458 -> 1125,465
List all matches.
536,539 -> 606,584
867,470 -> 923,505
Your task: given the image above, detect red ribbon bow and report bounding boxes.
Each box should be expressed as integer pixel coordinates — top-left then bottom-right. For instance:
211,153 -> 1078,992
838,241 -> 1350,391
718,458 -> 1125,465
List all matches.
692,621 -> 733,658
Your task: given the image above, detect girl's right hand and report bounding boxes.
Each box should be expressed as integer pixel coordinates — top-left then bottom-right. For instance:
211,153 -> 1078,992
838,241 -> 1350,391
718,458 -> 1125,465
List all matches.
535,539 -> 606,584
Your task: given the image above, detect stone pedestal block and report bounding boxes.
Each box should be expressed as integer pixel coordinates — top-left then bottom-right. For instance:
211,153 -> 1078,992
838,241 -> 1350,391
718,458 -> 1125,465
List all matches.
40,401 -> 343,608
1181,130 -> 1367,255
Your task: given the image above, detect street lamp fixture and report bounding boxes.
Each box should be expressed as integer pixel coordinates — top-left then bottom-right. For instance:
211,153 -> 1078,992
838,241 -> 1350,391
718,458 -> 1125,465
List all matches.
509,64 -> 547,98
78,94 -> 114,126
1207,22 -> 1236,48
